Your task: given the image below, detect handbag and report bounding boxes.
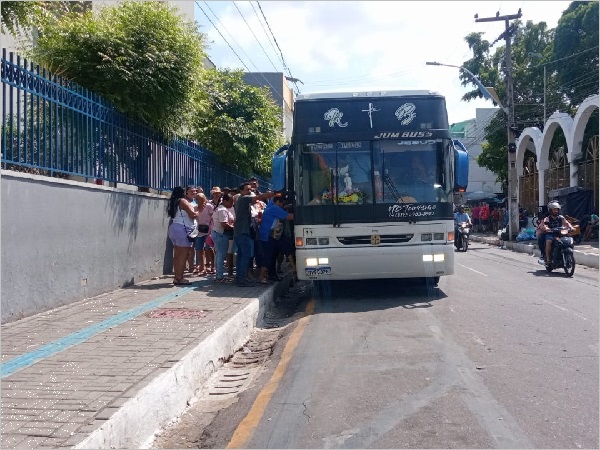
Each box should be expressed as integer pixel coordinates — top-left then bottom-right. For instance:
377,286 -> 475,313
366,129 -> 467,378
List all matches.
198,224 -> 210,235
180,209 -> 198,242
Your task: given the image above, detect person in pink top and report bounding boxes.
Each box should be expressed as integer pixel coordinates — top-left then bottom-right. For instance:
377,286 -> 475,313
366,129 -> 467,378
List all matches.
471,203 -> 481,233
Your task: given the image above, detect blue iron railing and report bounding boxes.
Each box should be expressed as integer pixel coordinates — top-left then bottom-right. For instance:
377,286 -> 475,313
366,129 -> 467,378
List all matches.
1,49 -> 270,192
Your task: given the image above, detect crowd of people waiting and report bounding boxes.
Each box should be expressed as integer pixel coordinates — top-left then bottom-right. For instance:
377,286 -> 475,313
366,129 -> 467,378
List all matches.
460,202 -> 507,234
166,178 -> 296,287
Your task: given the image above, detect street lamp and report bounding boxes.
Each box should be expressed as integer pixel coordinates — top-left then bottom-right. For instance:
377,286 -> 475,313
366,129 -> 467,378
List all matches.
427,60 -> 519,241
285,76 -> 303,85
425,61 -> 506,111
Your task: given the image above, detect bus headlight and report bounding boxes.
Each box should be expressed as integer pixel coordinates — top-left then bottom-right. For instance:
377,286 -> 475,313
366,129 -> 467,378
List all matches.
423,254 -> 445,262
421,233 -> 432,241
305,257 -> 329,266
306,238 -> 318,245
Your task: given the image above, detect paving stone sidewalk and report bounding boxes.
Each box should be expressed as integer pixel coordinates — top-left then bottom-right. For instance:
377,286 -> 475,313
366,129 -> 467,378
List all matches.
1,274 -> 282,449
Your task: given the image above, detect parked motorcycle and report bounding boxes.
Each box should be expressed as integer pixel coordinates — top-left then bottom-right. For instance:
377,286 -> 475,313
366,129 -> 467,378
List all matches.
455,222 -> 471,252
538,226 -> 576,276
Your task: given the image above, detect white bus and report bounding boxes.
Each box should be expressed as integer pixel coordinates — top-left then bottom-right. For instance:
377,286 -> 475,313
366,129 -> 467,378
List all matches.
272,90 -> 468,285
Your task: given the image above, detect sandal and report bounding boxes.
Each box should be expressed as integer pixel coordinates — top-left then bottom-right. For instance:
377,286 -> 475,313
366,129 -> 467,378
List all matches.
173,278 -> 192,285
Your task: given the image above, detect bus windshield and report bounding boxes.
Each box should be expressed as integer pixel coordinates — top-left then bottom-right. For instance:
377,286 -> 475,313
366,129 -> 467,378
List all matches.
298,139 -> 453,207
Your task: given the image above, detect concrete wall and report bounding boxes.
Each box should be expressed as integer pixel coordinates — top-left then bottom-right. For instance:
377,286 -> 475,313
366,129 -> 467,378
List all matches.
1,171 -> 172,324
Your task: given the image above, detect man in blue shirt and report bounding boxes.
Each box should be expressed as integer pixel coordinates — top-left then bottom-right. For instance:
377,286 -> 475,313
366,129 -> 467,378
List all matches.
454,205 -> 471,227
257,193 -> 294,283
454,205 -> 472,247
234,183 -> 274,287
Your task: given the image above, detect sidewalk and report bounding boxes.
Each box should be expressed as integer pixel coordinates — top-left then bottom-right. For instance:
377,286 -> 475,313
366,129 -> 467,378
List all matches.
2,238 -> 597,450
1,273 -> 292,449
470,233 -> 599,269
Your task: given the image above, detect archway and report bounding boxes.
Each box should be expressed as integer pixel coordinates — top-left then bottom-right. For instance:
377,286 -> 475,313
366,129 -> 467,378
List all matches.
578,134 -> 599,210
519,152 -> 538,216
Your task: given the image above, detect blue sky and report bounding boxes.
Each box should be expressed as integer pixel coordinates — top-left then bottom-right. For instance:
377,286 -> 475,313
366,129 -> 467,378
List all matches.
192,1 -> 572,124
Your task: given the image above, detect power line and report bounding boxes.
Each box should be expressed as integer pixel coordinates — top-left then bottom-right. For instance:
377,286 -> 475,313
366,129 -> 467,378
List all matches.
530,45 -> 599,69
195,1 -> 294,112
232,1 -> 280,72
249,1 -> 282,68
255,1 -> 300,93
196,2 -> 251,72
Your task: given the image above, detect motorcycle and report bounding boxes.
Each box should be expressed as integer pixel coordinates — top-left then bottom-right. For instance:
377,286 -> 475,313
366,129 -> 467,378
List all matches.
538,226 -> 576,276
455,222 -> 471,252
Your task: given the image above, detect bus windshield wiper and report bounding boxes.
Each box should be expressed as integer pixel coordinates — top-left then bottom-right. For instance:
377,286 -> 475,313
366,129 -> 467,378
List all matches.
383,169 -> 401,199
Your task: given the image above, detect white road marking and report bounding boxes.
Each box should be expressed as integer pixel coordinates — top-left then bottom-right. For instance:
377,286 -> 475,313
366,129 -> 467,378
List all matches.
458,263 -> 489,277
542,299 -> 589,321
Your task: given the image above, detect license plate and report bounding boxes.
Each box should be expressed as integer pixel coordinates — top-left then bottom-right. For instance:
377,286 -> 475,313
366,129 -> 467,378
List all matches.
305,267 -> 331,277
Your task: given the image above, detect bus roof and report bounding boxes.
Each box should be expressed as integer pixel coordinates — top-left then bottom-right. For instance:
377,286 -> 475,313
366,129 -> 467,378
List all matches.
295,90 -> 443,101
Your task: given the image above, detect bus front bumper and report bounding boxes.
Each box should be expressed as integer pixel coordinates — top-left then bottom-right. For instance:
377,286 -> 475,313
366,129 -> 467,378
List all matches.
296,244 -> 454,281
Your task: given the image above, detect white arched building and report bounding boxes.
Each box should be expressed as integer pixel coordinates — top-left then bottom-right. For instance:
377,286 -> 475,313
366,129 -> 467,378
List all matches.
516,94 -> 599,212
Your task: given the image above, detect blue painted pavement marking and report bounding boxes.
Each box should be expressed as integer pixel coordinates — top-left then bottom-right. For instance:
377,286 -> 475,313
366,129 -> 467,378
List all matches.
1,283 -> 205,379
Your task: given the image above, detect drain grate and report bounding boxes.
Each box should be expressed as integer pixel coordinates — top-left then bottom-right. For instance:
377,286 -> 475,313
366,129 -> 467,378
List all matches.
146,308 -> 208,319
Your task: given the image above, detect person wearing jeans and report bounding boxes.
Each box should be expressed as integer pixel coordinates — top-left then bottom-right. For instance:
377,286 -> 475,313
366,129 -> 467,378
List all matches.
211,193 -> 234,282
233,182 -> 274,287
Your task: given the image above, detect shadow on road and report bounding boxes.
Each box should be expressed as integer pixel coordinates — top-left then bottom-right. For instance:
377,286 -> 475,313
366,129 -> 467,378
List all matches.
308,278 -> 448,315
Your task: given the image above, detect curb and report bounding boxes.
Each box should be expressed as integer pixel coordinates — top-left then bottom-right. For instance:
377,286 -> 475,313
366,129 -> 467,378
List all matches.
74,277 -> 292,449
470,236 -> 599,269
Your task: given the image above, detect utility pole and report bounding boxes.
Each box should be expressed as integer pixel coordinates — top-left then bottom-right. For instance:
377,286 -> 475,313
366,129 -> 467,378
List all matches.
475,9 -> 522,241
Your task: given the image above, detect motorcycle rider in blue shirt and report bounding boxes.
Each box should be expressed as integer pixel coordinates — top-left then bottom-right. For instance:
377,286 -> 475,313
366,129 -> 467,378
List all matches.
454,205 -> 472,244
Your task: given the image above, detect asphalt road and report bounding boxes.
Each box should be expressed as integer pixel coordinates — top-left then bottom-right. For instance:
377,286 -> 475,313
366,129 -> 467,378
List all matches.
173,242 -> 600,449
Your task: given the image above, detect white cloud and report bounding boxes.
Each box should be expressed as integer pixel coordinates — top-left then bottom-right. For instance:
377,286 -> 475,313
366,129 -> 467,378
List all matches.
196,0 -> 573,123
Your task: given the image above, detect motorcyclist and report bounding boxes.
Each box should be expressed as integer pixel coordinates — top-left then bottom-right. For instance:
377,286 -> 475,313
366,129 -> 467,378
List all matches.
454,205 -> 472,246
541,201 -> 572,266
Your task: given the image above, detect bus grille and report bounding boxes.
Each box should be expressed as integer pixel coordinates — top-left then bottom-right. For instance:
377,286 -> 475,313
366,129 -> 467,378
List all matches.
337,234 -> 414,245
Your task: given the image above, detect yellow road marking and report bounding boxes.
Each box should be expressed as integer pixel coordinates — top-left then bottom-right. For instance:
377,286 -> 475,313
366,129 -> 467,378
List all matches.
226,297 -> 315,448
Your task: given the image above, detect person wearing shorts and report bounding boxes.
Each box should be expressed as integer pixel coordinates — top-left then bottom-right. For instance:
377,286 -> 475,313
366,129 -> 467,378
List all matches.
167,186 -> 197,285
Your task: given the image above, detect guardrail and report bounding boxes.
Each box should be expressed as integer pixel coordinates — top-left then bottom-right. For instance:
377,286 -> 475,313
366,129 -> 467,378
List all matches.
1,49 -> 269,192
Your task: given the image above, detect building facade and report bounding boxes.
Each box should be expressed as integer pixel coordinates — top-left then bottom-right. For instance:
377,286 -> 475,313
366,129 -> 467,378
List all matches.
242,72 -> 295,143
450,108 -> 504,198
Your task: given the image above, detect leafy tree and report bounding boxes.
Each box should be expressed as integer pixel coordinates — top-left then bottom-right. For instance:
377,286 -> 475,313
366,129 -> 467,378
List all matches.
1,2 -> 91,39
191,69 -> 284,177
552,1 -> 599,106
30,1 -> 206,133
476,112 -> 508,189
460,2 -> 598,190
1,1 -> 40,36
462,22 -> 556,189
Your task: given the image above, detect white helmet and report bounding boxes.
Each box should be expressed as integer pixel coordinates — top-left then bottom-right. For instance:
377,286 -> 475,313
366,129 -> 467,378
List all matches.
547,201 -> 561,210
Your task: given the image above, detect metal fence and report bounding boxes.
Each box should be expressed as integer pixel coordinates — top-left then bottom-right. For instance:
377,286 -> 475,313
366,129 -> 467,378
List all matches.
1,49 -> 269,192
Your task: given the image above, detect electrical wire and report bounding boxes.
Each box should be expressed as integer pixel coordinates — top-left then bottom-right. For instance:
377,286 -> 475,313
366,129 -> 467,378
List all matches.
233,1 -> 280,73
196,1 -> 294,111
249,1 -> 282,69
255,1 -> 300,93
196,2 -> 252,72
